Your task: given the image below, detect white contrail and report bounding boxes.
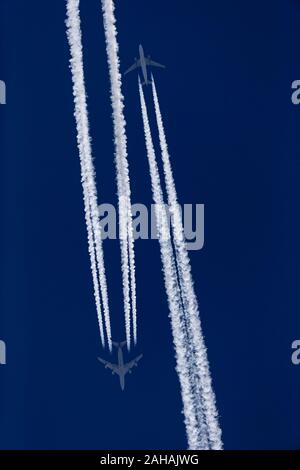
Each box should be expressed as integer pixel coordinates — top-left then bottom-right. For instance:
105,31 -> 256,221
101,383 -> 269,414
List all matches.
138,78 -> 209,450
151,75 -> 223,450
66,0 -> 112,351
83,188 -> 105,346
101,0 -> 137,349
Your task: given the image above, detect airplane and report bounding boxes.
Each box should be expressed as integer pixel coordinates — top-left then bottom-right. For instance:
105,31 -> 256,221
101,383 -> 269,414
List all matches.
124,44 -> 165,86
98,341 -> 143,391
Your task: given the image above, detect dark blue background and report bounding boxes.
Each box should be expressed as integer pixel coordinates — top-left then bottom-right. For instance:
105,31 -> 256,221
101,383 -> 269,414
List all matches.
0,0 -> 300,450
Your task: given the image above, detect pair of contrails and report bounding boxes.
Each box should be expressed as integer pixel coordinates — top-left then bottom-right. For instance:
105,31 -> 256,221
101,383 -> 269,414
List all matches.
124,44 -> 165,86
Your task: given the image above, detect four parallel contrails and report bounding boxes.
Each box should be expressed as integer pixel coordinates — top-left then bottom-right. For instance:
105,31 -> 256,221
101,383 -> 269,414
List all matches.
67,0 -> 222,449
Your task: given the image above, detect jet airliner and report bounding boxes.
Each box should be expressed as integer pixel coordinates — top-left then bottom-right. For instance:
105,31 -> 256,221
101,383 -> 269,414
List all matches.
124,44 -> 165,85
98,341 -> 143,391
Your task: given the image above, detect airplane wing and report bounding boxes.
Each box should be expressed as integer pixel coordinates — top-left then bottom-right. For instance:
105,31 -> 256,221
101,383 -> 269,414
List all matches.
124,60 -> 141,75
123,354 -> 143,374
98,357 -> 119,374
146,58 -> 165,69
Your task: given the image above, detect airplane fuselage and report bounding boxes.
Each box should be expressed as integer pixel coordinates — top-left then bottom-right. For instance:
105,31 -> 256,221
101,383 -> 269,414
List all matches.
117,345 -> 124,368
117,346 -> 125,390
139,44 -> 149,85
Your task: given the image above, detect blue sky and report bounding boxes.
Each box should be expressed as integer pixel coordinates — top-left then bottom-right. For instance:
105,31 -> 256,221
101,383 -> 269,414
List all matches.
0,0 -> 300,449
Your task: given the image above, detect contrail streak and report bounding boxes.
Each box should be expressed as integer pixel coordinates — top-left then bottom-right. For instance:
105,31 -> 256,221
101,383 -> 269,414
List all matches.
101,0 -> 137,349
66,0 -> 112,351
84,188 -> 105,346
151,75 -> 223,450
138,78 -> 209,450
